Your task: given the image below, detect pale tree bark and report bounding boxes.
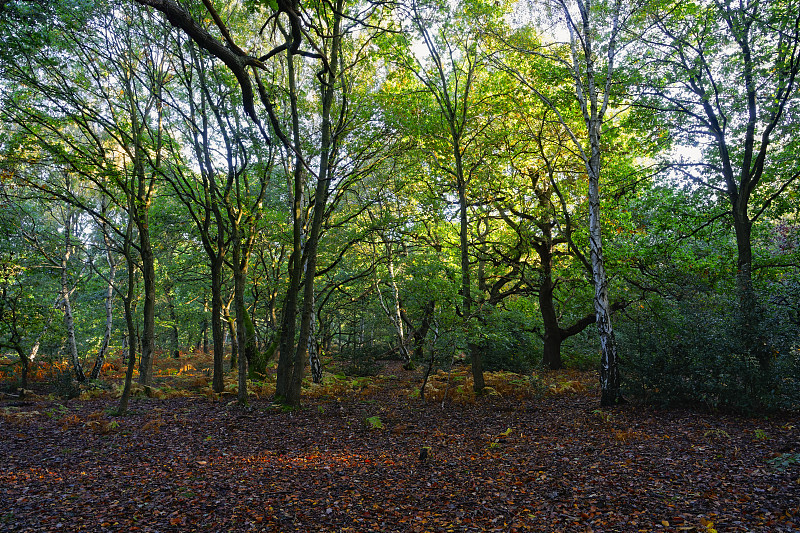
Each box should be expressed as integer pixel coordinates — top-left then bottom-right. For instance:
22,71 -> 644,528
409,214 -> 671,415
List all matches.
90,204 -> 116,380
496,0 -> 626,402
561,0 -> 624,406
374,238 -> 411,366
60,206 -> 85,382
308,291 -> 322,384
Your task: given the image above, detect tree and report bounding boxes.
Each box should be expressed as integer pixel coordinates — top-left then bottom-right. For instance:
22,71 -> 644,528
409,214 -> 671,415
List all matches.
495,0 -> 638,404
642,0 -> 800,366
389,0 -> 505,392
136,0 -> 394,406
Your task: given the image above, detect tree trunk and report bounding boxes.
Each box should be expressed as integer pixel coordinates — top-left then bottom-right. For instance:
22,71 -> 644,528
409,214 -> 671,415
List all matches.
223,302 -> 238,372
136,217 -> 156,385
210,259 -> 225,392
117,221 -> 138,415
308,293 -> 322,384
732,212 -> 769,370
561,0 -> 623,406
234,268 -> 248,404
387,251 -> 410,365
588,165 -> 620,406
276,45 -> 305,403
165,285 -> 180,358
457,175 -> 484,392
535,231 -> 564,370
61,209 -> 85,383
245,306 -> 268,380
17,346 -> 29,394
29,304 -> 55,364
90,214 -> 116,380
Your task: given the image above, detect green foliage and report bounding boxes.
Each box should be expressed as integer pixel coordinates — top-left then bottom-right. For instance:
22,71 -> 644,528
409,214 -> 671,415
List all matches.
473,308 -> 538,374
766,453 -> 800,472
44,403 -> 70,419
561,330 -> 602,371
365,415 -> 383,430
340,347 -> 382,377
620,294 -> 800,413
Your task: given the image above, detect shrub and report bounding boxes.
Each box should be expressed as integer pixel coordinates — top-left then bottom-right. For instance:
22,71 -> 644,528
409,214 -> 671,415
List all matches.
53,369 -> 81,400
339,343 -> 384,377
473,309 -> 539,374
619,294 -> 800,413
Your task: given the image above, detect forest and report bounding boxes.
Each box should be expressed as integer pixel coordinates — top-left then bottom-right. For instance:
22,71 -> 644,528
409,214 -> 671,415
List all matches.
0,0 -> 799,530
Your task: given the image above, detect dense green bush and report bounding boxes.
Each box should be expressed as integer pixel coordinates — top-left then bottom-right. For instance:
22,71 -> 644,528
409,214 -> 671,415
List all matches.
562,329 -> 601,371
619,294 -> 800,412
473,309 -> 539,374
338,343 -> 386,377
53,368 -> 81,400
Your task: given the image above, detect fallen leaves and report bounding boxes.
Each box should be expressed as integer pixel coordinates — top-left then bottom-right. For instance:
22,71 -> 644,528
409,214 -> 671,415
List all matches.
0,367 -> 798,532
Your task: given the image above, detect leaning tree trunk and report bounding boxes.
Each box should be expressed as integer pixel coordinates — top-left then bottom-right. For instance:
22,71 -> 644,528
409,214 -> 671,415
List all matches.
376,243 -> 411,366
29,302 -> 56,366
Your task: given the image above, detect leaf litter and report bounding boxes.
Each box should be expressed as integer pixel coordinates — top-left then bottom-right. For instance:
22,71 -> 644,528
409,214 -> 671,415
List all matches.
1,366 -> 798,532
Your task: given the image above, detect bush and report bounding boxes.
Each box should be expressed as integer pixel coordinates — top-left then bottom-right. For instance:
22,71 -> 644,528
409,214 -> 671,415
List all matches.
473,310 -> 539,374
619,294 -> 800,413
53,369 -> 81,400
338,343 -> 385,377
562,329 -> 601,371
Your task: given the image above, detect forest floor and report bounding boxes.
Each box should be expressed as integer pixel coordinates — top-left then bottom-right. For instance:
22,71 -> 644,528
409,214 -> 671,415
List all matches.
0,353 -> 798,532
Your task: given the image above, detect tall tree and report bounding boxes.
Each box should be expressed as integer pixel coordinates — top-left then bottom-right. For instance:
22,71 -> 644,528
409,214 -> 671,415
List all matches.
1,5 -> 175,387
496,0 -> 637,404
642,0 -> 800,365
390,0 -> 503,392
136,0 -> 393,406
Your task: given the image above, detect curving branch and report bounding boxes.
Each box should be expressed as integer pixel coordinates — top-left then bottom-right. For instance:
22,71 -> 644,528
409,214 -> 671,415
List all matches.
133,0 -> 265,127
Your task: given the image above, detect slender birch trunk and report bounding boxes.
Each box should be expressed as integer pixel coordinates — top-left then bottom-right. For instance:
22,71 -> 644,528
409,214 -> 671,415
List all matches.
561,0 -> 623,405
61,207 -> 85,382
90,215 -> 116,380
